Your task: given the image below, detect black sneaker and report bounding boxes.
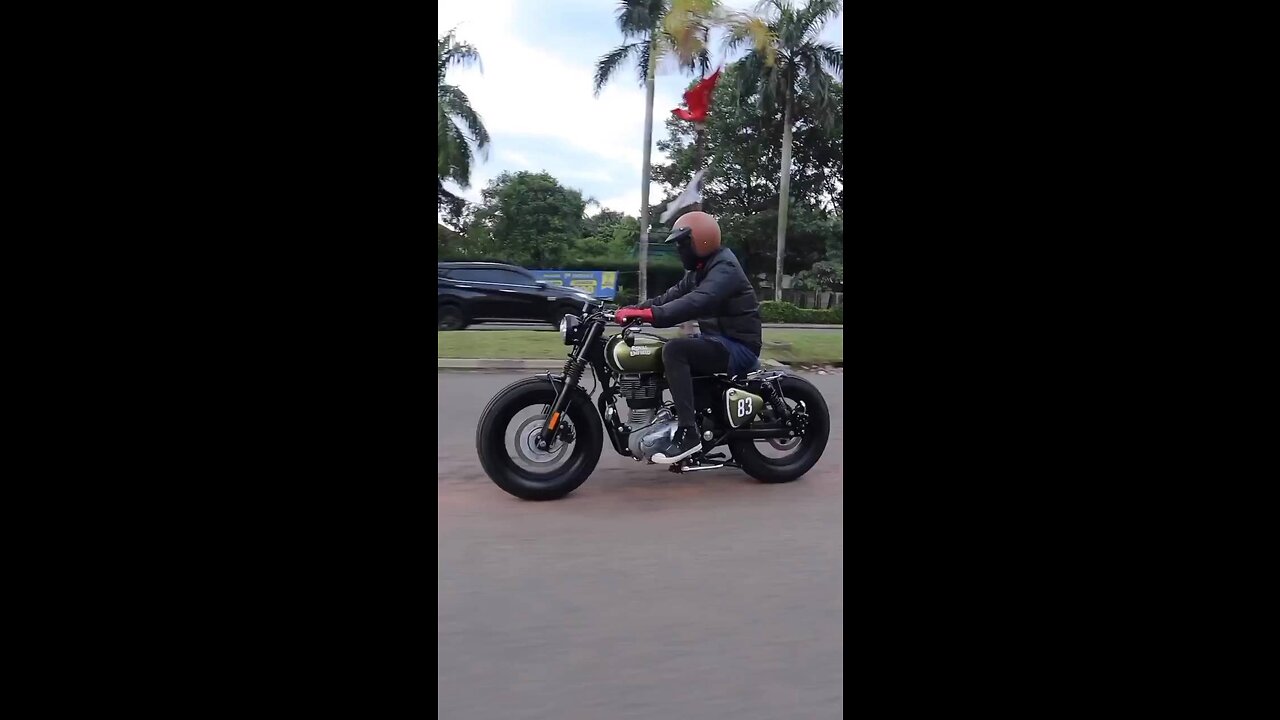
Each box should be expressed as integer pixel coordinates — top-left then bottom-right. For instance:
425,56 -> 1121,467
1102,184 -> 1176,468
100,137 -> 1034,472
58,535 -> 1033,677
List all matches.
652,426 -> 702,465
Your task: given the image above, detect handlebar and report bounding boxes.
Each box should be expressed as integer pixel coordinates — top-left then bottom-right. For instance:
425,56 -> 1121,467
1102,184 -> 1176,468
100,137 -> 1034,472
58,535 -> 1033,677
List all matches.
585,304 -> 646,330
579,305 -> 653,346
589,307 -> 641,328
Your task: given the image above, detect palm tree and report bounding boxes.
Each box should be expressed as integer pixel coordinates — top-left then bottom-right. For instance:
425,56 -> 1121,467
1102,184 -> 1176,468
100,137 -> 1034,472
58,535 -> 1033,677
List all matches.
438,30 -> 491,199
593,1 -> 712,300
727,0 -> 842,300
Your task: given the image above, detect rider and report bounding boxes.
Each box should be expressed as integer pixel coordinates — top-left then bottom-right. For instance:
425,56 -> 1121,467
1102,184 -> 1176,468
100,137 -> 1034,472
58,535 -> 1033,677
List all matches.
614,211 -> 762,464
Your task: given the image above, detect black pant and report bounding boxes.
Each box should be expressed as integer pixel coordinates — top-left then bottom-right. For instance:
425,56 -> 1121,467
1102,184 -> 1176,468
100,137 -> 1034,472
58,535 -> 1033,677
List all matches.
662,338 -> 729,429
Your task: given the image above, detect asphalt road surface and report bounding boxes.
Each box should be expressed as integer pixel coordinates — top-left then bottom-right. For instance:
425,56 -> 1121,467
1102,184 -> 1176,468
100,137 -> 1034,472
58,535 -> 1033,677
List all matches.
438,371 -> 844,719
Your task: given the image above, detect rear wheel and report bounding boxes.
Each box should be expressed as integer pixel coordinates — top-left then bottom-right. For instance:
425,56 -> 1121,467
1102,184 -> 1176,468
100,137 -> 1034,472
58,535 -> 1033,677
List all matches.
476,377 -> 603,500
439,305 -> 468,331
729,375 -> 830,484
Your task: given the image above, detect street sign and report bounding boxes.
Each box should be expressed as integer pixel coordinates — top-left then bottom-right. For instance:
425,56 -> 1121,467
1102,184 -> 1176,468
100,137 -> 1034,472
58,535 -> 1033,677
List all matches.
532,270 -> 618,299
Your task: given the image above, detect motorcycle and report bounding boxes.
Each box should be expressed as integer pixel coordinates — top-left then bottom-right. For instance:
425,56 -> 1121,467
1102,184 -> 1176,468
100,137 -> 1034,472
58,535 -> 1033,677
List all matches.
476,248 -> 830,501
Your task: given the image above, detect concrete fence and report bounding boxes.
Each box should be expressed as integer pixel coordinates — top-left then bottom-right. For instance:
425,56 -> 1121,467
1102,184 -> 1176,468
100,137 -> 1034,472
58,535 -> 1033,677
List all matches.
769,290 -> 844,309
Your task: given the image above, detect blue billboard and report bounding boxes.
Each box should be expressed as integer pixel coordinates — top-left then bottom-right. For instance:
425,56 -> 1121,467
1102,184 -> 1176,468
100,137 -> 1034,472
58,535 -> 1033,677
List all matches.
532,270 -> 618,300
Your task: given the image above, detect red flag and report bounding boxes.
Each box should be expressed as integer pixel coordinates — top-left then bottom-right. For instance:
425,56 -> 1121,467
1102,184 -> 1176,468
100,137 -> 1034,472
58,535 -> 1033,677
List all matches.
672,68 -> 721,123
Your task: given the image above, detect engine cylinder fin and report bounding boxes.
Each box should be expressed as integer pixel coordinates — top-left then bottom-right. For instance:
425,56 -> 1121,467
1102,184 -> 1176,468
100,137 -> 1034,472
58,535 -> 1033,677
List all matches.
627,408 -> 656,427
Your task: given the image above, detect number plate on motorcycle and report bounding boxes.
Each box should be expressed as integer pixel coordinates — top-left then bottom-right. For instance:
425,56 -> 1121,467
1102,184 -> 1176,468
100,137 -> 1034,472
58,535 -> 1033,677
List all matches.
725,388 -> 763,429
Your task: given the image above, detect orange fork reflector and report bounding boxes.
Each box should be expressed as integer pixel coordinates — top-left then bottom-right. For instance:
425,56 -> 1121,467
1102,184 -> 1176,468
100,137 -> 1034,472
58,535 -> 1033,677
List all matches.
548,412 -> 561,431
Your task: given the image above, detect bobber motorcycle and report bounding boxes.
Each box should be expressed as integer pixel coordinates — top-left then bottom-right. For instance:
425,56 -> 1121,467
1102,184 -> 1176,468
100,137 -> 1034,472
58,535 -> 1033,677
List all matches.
476,263 -> 830,500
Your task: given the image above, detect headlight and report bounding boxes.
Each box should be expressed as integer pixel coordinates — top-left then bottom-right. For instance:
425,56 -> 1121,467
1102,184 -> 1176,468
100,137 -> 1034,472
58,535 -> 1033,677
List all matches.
560,314 -> 582,345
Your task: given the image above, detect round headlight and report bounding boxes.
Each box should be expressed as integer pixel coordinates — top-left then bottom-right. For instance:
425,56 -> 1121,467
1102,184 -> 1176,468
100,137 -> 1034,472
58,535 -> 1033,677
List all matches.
559,317 -> 568,339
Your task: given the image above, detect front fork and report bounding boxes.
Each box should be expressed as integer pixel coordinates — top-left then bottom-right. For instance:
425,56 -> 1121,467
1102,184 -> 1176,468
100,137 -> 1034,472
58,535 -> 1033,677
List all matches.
535,319 -> 603,450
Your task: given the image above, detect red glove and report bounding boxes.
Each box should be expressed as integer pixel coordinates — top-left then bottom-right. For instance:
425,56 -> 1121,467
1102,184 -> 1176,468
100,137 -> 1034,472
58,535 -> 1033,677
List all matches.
615,307 -> 654,325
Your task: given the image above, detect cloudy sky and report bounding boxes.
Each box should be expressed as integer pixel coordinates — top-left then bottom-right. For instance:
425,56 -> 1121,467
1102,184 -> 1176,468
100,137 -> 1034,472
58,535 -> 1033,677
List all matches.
438,0 -> 843,218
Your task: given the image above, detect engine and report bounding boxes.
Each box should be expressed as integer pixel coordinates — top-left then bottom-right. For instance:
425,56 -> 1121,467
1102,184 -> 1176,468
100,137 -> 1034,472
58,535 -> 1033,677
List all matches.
617,373 -> 660,427
617,374 -> 679,461
626,407 -> 678,461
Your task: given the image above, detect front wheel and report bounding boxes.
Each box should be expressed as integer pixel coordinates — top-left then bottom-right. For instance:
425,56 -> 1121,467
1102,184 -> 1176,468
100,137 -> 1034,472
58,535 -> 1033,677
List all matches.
476,377 -> 603,500
439,304 -> 468,331
729,375 -> 830,484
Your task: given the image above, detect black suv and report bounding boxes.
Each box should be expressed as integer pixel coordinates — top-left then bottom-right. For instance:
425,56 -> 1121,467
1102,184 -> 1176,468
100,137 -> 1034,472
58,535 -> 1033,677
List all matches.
438,262 -> 596,330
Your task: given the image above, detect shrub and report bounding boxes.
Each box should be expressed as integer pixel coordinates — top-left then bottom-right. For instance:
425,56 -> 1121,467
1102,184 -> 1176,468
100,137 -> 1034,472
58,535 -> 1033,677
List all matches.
760,301 -> 843,324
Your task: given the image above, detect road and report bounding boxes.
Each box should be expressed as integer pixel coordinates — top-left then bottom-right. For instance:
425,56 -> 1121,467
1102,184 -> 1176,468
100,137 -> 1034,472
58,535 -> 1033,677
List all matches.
438,371 -> 844,719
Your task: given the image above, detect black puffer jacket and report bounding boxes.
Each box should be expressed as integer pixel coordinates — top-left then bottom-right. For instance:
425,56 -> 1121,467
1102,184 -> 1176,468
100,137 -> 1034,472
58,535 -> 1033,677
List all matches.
638,247 -> 762,354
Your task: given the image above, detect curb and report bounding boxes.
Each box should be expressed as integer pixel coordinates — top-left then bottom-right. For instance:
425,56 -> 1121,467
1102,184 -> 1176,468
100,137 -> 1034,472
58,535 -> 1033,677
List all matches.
438,359 -> 564,371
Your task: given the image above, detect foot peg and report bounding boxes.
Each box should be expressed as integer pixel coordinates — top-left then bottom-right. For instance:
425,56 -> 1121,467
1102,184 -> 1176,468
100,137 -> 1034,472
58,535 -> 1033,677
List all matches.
678,463 -> 726,472
668,454 -> 736,473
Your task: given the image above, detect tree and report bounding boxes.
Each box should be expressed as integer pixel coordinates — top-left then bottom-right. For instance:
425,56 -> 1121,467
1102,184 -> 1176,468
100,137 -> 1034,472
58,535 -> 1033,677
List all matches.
438,30 -> 491,211
651,66 -> 843,284
466,172 -> 589,268
592,0 -> 716,301
574,211 -> 641,261
655,68 -> 842,215
438,179 -> 471,232
726,0 -> 843,299
439,223 -> 464,257
584,209 -> 629,237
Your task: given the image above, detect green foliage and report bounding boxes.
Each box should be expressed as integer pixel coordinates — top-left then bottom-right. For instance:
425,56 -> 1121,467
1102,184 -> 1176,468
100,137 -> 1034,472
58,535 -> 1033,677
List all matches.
655,67 -> 843,215
759,300 -> 842,324
438,30 -> 490,194
791,260 -> 842,291
438,223 -> 464,257
465,172 -> 590,268
711,207 -> 842,289
570,211 -> 640,262
727,0 -> 844,121
593,0 -> 712,96
651,64 -> 843,284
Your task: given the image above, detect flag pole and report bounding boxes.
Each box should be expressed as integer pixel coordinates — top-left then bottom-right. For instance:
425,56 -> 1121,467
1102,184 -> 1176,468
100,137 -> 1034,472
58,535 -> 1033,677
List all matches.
691,120 -> 705,212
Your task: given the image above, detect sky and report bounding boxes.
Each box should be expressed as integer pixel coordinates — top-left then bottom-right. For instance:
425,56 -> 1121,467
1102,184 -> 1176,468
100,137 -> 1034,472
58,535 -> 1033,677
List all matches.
438,0 -> 843,219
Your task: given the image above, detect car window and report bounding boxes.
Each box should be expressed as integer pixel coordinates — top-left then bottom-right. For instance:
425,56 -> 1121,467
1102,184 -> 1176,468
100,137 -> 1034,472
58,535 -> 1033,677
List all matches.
494,269 -> 535,285
451,268 -> 534,284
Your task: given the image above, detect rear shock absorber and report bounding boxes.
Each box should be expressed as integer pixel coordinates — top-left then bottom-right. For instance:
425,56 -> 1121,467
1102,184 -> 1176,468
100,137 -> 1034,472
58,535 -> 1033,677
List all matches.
760,381 -> 808,436
759,381 -> 792,423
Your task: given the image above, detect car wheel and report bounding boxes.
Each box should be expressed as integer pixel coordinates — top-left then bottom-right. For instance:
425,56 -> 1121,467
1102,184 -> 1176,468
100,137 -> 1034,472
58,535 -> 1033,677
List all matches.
548,305 -> 571,327
439,305 -> 468,331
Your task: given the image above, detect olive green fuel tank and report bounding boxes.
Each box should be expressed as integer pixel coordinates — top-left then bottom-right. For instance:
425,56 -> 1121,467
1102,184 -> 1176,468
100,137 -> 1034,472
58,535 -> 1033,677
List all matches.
604,334 -> 666,374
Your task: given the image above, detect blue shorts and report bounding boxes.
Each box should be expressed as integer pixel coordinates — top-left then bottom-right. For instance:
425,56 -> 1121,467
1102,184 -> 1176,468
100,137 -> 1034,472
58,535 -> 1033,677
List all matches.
697,333 -> 760,376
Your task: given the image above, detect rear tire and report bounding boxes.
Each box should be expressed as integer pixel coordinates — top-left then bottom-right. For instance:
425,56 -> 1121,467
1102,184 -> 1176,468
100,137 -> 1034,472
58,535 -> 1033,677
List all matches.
439,305 -> 468,331
476,377 -> 603,500
729,375 -> 830,484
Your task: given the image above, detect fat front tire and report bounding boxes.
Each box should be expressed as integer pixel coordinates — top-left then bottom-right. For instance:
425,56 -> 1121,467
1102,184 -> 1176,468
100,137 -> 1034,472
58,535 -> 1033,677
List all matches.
476,377 -> 603,500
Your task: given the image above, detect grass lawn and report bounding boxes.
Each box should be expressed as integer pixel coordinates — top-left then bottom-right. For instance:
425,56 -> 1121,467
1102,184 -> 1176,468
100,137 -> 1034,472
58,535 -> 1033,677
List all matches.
437,330 -> 843,364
